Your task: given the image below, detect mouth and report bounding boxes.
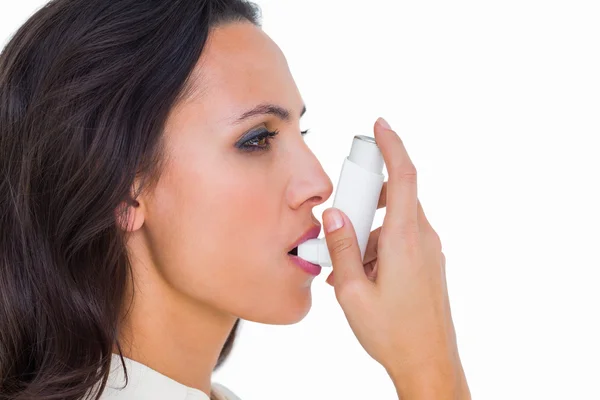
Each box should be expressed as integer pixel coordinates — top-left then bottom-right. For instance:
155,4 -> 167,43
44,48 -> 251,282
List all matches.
287,224 -> 321,256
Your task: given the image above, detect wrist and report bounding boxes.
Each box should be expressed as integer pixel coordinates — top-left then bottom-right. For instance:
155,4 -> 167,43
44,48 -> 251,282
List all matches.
386,358 -> 470,400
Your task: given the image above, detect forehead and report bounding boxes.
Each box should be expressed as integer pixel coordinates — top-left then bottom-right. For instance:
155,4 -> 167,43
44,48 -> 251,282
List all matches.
184,22 -> 301,116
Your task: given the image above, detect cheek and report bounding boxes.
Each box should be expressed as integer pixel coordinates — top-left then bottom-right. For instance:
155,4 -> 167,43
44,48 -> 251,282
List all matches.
202,170 -> 278,252
192,178 -> 313,324
150,164 -> 275,271
147,172 -> 255,296
147,161 -> 312,323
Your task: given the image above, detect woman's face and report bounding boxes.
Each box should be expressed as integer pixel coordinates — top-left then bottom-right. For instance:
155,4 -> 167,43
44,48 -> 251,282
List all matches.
134,22 -> 333,324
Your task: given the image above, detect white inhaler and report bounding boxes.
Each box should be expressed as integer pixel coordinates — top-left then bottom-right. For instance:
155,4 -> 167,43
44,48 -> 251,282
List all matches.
297,135 -> 385,267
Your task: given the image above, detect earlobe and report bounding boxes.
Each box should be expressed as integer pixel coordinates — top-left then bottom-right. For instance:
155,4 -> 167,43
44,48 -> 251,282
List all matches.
115,198 -> 145,232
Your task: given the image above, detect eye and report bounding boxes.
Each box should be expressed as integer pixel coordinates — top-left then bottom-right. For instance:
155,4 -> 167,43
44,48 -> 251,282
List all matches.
301,129 -> 310,136
238,129 -> 280,152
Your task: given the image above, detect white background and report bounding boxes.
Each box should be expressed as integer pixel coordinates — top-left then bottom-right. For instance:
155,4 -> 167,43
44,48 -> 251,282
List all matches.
2,1 -> 599,399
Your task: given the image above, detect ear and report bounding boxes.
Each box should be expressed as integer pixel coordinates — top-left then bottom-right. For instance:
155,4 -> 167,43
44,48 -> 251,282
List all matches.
115,193 -> 146,232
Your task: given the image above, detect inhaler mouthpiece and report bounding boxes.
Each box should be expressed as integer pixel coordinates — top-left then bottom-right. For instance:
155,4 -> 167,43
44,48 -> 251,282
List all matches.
297,135 -> 385,268
298,238 -> 331,267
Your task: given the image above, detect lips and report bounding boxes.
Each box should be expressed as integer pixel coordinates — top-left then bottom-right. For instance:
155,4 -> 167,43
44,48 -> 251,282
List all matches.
287,224 -> 321,255
288,255 -> 322,276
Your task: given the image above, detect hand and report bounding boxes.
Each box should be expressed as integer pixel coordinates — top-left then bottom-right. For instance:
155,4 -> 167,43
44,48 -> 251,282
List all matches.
322,118 -> 470,398
325,181 -> 386,286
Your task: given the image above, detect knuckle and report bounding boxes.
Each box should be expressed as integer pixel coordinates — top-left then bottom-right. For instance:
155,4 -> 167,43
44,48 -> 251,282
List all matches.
399,220 -> 420,239
390,160 -> 417,183
425,229 -> 442,250
336,280 -> 365,305
440,252 -> 447,273
385,224 -> 420,249
331,236 -> 353,255
400,167 -> 418,184
401,232 -> 421,250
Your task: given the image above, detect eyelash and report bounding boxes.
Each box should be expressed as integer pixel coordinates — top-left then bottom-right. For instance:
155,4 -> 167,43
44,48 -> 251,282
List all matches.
240,128 -> 311,152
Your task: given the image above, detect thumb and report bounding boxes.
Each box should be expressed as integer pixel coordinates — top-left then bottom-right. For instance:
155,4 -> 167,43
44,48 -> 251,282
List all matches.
323,208 -> 368,291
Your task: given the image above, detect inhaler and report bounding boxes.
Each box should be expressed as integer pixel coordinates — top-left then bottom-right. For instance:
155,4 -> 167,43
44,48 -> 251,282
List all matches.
297,135 -> 385,267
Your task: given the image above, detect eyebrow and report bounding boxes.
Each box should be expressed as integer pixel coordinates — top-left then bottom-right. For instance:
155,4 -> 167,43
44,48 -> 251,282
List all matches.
234,103 -> 306,124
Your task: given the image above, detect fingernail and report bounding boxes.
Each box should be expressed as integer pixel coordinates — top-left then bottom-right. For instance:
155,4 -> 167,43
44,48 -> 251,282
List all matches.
376,117 -> 392,130
324,208 -> 344,233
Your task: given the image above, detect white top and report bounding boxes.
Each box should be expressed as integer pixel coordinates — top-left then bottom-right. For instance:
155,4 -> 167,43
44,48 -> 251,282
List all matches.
100,354 -> 241,400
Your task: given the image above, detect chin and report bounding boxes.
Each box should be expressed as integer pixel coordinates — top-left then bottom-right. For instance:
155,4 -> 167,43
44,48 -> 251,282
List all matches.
238,288 -> 314,325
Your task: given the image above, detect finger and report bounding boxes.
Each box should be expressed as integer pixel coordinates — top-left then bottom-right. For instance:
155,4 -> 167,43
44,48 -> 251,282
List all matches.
417,198 -> 443,252
326,271 -> 334,286
417,198 -> 434,233
374,118 -> 418,234
365,260 -> 378,282
440,252 -> 448,294
363,226 -> 382,264
377,181 -> 387,209
322,208 -> 370,294
327,262 -> 377,286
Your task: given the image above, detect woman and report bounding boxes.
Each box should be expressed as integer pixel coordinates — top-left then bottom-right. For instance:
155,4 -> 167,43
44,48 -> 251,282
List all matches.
0,0 -> 470,399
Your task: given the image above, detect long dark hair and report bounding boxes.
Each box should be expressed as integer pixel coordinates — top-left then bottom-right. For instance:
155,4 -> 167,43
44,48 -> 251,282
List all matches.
0,1 -> 260,399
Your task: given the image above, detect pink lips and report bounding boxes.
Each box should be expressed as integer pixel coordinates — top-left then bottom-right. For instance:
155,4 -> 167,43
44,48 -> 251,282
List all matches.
287,224 -> 322,276
287,225 -> 322,253
288,255 -> 322,276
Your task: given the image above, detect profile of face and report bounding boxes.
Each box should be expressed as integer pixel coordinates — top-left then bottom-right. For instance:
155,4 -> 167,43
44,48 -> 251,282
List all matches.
124,21 -> 333,325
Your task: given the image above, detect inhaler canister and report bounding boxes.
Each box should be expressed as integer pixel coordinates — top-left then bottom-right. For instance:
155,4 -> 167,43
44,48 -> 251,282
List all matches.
297,135 -> 385,267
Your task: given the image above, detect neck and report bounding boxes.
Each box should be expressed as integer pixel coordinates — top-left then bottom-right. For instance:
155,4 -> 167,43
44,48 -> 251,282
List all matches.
115,236 -> 237,395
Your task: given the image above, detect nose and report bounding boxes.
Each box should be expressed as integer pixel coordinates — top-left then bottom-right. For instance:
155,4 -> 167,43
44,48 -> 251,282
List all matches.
286,145 -> 334,210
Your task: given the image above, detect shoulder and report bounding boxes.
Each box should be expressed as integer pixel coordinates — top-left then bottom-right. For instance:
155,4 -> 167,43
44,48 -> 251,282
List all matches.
99,354 -> 211,400
212,382 -> 242,400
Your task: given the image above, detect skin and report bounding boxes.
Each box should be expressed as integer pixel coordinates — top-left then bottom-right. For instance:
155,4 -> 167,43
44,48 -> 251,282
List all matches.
115,20 -> 471,399
116,21 -> 333,395
320,120 -> 471,398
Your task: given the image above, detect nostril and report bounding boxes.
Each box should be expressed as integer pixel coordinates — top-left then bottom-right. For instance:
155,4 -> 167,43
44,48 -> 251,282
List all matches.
308,195 -> 322,204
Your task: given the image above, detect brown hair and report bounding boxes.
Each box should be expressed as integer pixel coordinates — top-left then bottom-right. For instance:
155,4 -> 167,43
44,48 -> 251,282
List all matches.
0,1 -> 260,399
